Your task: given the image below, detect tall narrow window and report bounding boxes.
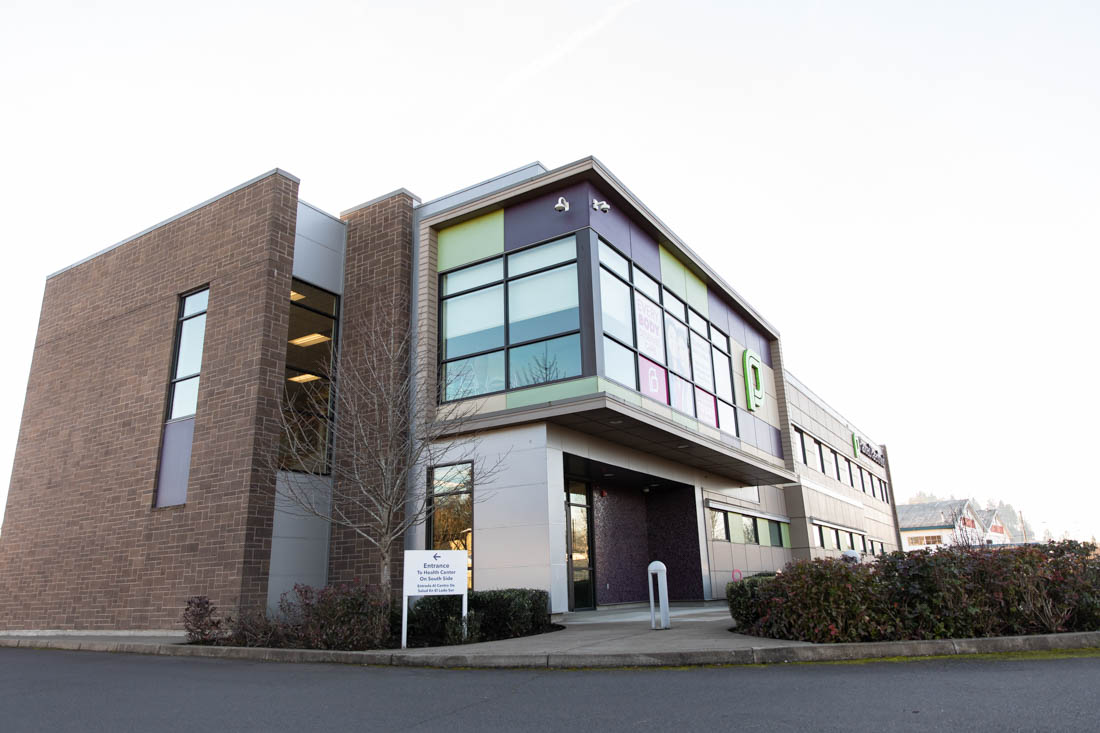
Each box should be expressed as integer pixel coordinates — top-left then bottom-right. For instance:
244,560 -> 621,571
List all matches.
283,279 -> 339,473
155,288 -> 209,507
429,463 -> 474,589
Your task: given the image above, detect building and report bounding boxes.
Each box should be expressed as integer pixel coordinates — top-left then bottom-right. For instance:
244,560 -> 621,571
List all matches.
0,158 -> 902,629
897,499 -> 987,550
976,508 -> 1012,545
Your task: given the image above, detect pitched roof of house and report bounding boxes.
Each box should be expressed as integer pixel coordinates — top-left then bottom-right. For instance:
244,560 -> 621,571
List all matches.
896,499 -> 971,530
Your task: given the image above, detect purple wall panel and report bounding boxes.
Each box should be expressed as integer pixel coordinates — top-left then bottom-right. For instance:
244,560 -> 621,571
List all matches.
726,308 -> 749,352
644,487 -> 704,601
628,223 -> 661,279
736,407 -> 756,448
593,485 -> 650,604
503,182 -> 590,251
707,289 -> 730,336
588,185 -> 633,254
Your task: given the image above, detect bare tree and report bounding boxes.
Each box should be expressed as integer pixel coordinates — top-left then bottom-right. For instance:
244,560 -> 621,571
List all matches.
266,290 -> 505,603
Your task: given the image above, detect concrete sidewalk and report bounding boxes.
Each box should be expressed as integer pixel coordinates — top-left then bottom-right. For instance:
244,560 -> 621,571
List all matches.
2,605 -> 1098,669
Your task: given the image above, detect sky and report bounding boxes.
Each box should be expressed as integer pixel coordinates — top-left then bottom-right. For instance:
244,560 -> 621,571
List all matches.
1,0 -> 1098,540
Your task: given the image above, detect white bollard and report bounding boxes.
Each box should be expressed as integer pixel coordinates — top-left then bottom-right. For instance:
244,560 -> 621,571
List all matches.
647,560 -> 670,630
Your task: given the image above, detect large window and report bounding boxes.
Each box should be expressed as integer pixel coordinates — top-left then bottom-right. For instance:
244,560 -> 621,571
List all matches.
281,279 -> 339,473
440,236 -> 580,401
155,288 -> 209,508
709,508 -> 792,549
596,239 -> 738,437
428,463 -> 473,589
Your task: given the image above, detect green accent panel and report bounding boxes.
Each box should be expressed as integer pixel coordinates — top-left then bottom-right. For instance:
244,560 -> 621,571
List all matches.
671,411 -> 698,431
685,269 -> 709,317
729,513 -> 745,543
437,210 -> 504,272
743,349 -> 764,412
658,246 -> 688,298
504,377 -> 598,409
781,523 -> 792,548
597,378 -> 643,406
759,519 -> 773,547
852,432 -> 860,457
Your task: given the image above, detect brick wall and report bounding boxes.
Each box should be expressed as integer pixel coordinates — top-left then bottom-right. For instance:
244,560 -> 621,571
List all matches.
327,192 -> 416,592
0,172 -> 297,629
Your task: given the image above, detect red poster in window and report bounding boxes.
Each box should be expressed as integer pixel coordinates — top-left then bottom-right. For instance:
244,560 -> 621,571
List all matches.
695,388 -> 716,427
638,355 -> 668,404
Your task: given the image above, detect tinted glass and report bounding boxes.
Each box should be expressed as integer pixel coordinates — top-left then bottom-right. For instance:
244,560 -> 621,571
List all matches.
690,332 -> 713,391
175,314 -> 206,378
634,292 -> 664,363
509,334 -> 582,388
289,280 -> 337,316
632,267 -> 660,302
710,326 -> 729,352
669,373 -> 694,416
743,515 -> 758,544
603,337 -> 636,389
711,510 -> 728,540
431,464 -> 473,494
507,235 -> 575,276
170,376 -> 200,419
182,290 -> 209,317
442,284 -> 504,358
443,351 -> 505,400
665,314 -> 691,378
717,400 -> 737,435
713,348 -> 733,402
286,305 -> 336,375
695,388 -> 716,427
443,258 -> 503,295
688,309 -> 707,334
600,268 -> 633,346
598,240 -> 630,280
663,289 -> 686,320
431,492 -> 473,573
508,264 -> 578,343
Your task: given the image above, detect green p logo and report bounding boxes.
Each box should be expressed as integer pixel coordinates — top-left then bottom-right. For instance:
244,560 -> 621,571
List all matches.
743,349 -> 764,412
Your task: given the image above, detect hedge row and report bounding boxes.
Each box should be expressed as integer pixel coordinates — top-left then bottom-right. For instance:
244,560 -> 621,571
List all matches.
183,584 -> 551,650
727,541 -> 1100,643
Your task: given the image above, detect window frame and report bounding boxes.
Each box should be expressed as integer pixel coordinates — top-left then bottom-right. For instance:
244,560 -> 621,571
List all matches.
426,461 -> 475,589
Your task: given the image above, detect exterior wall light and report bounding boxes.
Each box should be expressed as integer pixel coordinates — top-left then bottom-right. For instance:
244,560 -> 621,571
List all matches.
592,199 -> 610,213
554,197 -> 570,212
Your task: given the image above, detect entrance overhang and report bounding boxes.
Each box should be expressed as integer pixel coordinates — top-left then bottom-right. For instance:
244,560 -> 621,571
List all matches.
442,393 -> 796,487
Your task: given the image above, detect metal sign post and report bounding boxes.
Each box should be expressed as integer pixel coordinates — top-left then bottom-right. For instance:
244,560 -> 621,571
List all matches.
401,550 -> 468,649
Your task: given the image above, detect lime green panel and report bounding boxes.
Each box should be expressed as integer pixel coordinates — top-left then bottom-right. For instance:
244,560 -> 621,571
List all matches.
685,270 -> 708,317
759,519 -> 773,547
729,513 -> 745,544
781,523 -> 792,548
505,377 -> 598,409
659,246 -> 688,298
437,210 -> 504,272
597,378 -> 643,406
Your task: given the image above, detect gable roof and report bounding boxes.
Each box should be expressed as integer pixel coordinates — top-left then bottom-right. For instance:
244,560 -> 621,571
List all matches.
896,499 -> 971,530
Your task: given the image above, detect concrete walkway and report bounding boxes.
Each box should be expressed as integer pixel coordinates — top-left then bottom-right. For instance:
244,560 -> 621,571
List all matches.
2,605 -> 1098,669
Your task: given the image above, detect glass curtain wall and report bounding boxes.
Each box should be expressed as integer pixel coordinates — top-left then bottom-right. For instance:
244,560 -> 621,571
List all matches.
597,239 -> 739,437
440,235 -> 581,401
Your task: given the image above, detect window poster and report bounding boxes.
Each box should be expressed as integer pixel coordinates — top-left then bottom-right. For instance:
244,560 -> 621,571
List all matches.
638,355 -> 668,404
634,293 -> 664,363
664,314 -> 691,379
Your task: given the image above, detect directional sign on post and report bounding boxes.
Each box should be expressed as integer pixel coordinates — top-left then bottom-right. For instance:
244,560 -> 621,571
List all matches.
401,550 -> 468,649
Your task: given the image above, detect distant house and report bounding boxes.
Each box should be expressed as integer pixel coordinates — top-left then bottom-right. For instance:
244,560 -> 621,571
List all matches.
976,508 -> 1012,545
896,499 -> 985,551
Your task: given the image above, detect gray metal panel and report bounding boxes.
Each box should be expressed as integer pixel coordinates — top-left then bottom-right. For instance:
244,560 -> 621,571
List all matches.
414,162 -> 547,220
267,473 -> 333,612
292,202 -> 346,294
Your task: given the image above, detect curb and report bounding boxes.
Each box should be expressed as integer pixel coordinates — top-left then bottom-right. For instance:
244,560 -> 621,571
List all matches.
3,632 -> 1099,669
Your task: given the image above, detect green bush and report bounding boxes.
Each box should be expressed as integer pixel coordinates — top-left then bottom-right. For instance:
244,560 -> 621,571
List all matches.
276,583 -> 392,651
406,588 -> 551,647
729,541 -> 1100,643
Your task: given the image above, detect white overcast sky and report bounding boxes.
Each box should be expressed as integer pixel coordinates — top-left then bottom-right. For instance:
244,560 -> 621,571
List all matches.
1,1 -> 1097,540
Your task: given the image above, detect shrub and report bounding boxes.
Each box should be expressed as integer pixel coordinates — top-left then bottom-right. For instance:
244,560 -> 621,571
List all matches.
730,541 -> 1100,643
406,588 -> 551,647
182,596 -> 225,644
278,583 -> 392,651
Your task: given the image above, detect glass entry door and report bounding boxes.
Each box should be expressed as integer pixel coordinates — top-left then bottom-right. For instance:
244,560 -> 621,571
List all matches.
566,480 -> 594,610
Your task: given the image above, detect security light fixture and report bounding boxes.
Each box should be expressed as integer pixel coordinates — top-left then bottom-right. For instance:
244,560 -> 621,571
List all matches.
288,373 -> 321,383
592,199 -> 610,213
554,196 -> 570,212
289,333 -> 331,347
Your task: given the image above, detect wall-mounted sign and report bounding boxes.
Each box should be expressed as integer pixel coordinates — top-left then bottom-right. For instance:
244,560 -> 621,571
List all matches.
743,349 -> 764,412
852,433 -> 886,467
